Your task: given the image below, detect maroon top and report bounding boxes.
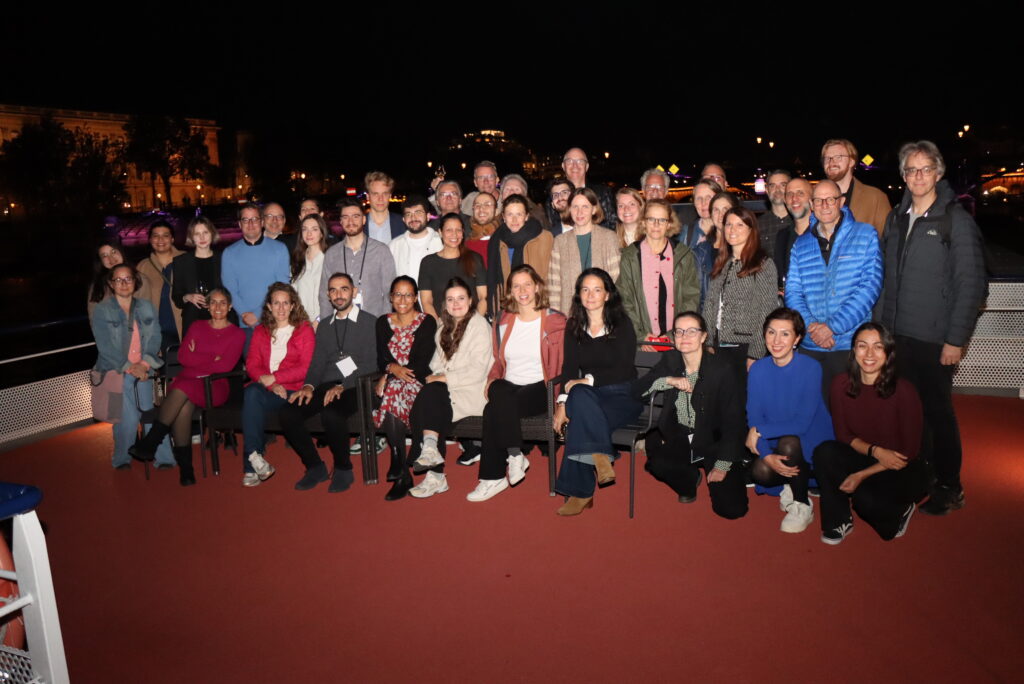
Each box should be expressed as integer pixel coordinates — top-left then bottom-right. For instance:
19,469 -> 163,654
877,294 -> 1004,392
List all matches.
829,374 -> 924,459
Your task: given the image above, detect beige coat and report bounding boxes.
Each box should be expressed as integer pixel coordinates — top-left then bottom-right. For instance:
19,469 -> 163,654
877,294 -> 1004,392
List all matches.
137,249 -> 184,340
547,226 -> 621,313
429,313 -> 494,422
848,177 -> 891,236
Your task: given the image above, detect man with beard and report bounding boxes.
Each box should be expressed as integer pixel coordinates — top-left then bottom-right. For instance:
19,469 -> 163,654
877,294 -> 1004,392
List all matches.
821,139 -> 890,234
427,180 -> 473,233
758,170 -> 793,258
319,197 -> 395,319
775,177 -> 813,289
391,195 -> 443,283
544,178 -> 575,238
461,161 -> 500,215
365,171 -> 406,243
561,147 -> 615,230
281,272 -> 378,493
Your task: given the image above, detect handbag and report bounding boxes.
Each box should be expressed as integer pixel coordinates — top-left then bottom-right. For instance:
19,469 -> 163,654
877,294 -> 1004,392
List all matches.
90,370 -> 123,423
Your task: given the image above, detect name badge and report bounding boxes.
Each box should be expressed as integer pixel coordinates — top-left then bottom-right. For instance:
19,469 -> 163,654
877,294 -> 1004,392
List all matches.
353,291 -> 364,307
335,353 -> 358,378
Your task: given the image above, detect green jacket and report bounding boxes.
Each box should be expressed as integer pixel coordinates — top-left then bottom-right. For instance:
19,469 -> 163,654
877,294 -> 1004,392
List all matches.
616,240 -> 701,338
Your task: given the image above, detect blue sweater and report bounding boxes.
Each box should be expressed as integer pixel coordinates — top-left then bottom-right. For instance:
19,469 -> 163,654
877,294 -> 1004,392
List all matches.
220,236 -> 290,328
784,207 -> 881,351
746,353 -> 834,467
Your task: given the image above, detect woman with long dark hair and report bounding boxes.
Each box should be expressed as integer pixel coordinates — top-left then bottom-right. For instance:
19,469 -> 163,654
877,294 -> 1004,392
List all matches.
813,322 -> 928,544
290,214 -> 328,328
172,216 -> 227,337
702,206 -> 779,381
374,276 -> 437,496
745,307 -> 834,533
418,213 -> 487,319
402,278 -> 493,500
552,268 -> 642,515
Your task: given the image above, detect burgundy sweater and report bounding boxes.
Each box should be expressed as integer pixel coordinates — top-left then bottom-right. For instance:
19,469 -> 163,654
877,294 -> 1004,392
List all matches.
829,374 -> 923,459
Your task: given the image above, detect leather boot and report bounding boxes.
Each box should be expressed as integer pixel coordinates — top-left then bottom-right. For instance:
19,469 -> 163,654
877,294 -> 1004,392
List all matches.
557,496 -> 594,516
129,421 -> 170,462
174,446 -> 196,486
386,442 -> 406,482
593,453 -> 616,486
384,469 -> 413,501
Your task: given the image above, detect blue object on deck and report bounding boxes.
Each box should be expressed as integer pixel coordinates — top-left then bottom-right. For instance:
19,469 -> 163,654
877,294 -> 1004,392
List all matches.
0,482 -> 42,520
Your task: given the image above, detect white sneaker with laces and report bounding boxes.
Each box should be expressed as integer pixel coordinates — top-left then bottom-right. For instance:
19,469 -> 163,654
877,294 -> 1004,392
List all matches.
248,451 -> 275,481
466,478 -> 510,502
414,444 -> 445,469
409,471 -> 449,499
507,454 -> 530,486
780,498 -> 814,533
242,472 -> 261,488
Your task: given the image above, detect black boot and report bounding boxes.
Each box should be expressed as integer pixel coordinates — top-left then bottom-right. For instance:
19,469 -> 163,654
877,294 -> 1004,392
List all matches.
384,469 -> 412,501
174,446 -> 196,486
129,422 -> 170,462
386,442 -> 406,482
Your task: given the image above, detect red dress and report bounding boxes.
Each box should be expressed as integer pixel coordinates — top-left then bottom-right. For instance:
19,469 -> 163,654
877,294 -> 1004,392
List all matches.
168,321 -> 245,407
372,313 -> 427,428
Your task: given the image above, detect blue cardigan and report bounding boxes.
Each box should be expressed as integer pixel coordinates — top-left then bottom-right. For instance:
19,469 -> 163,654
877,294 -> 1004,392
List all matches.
220,236 -> 290,328
784,207 -> 881,351
746,353 -> 834,467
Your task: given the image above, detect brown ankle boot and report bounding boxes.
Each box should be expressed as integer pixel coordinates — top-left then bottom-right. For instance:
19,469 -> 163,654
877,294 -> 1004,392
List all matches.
557,496 -> 594,516
593,453 -> 616,485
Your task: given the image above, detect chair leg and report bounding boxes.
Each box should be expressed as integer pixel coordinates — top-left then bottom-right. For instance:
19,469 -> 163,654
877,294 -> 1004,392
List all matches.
198,415 -> 207,479
629,442 -> 636,519
211,430 -> 221,476
548,435 -> 556,496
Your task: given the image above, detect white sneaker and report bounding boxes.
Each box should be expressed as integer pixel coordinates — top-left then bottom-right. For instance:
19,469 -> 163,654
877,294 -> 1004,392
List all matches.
242,472 -> 261,488
248,451 -> 276,481
507,453 -> 530,486
414,444 -> 445,470
779,483 -> 794,512
780,499 -> 814,533
466,478 -> 509,502
409,471 -> 449,499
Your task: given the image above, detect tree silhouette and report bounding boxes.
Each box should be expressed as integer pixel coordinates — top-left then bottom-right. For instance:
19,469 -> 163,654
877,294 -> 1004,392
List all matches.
124,114 -> 210,208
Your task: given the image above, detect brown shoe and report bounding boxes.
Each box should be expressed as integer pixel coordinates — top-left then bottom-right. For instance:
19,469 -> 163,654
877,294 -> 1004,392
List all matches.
557,497 -> 594,516
593,453 -> 616,486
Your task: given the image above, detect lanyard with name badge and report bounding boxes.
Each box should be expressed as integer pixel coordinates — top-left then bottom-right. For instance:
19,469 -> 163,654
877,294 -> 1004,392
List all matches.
332,313 -> 358,378
343,240 -> 369,308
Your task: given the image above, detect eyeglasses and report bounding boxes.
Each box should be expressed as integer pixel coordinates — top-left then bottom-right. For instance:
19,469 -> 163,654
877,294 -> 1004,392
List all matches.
111,276 -> 134,284
403,209 -> 426,218
811,196 -> 841,207
390,292 -> 417,299
823,154 -> 850,164
474,174 -> 496,181
644,184 -> 665,192
903,166 -> 937,178
263,213 -> 285,221
551,189 -> 571,199
645,217 -> 670,226
672,327 -> 703,338
239,217 -> 261,225
563,159 -> 587,167
438,192 -> 459,199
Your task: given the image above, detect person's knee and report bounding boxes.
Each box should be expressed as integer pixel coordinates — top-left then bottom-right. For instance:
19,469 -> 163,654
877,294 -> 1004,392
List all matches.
712,497 -> 748,520
776,435 -> 803,462
750,459 -> 774,486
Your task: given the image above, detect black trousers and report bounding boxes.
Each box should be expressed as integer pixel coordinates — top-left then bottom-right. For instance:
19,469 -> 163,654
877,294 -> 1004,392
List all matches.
711,343 -> 749,404
645,424 -> 748,520
896,336 -> 961,489
279,383 -> 360,470
798,348 -> 849,407
479,379 -> 546,480
408,382 -> 455,472
813,440 -> 928,540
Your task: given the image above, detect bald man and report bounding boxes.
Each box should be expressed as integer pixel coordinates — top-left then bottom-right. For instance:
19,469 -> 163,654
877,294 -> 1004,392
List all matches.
784,179 -> 882,400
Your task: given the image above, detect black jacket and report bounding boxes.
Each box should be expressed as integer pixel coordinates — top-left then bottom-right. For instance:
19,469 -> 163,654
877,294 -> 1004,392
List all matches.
631,349 -> 746,463
879,180 -> 986,347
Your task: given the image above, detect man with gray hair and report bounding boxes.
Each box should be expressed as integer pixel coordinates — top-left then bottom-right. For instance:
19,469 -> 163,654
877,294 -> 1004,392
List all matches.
461,161 -> 500,215
499,173 -> 548,228
641,168 -> 671,200
879,140 -> 986,516
427,179 -> 472,233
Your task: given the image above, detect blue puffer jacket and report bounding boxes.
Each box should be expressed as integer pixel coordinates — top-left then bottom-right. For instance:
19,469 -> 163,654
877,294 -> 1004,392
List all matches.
784,207 -> 881,351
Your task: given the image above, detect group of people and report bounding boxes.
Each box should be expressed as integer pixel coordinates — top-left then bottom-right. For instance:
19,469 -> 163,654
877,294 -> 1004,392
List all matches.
88,138 -> 986,544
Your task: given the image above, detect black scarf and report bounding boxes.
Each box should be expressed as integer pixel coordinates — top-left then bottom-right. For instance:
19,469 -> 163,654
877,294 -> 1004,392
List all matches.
487,217 -> 543,289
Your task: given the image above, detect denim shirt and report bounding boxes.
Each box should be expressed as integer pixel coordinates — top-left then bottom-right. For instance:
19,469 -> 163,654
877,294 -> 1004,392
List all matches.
90,296 -> 163,373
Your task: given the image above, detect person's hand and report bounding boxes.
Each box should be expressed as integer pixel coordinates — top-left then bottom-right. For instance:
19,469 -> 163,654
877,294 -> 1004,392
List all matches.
873,447 -> 908,471
940,344 -> 963,366
242,312 -> 258,327
324,385 -> 344,405
289,386 -> 313,405
666,376 -> 692,393
553,403 -> 568,434
707,468 -> 727,483
375,375 -> 387,397
745,427 -> 761,456
127,362 -> 149,380
188,337 -> 196,353
808,322 -> 835,348
429,174 -> 445,191
185,293 -> 207,308
389,364 -> 416,383
763,453 -> 799,478
839,472 -> 864,494
270,383 -> 287,399
259,374 -> 275,387
426,374 -> 446,384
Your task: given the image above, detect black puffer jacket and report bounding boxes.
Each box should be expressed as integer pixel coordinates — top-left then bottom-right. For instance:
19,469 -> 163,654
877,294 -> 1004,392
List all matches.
879,180 -> 986,347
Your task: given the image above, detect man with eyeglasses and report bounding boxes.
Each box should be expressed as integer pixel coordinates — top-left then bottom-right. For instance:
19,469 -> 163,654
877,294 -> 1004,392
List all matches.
261,201 -> 296,251
785,179 -> 881,399
427,180 -> 472,233
544,178 -> 575,237
365,171 -> 406,243
390,195 -> 442,284
774,178 -> 813,289
879,140 -> 986,517
700,163 -> 728,190
460,161 -> 500,215
757,170 -> 794,259
221,202 -> 290,345
561,147 -> 616,230
319,197 -> 395,319
821,139 -> 891,234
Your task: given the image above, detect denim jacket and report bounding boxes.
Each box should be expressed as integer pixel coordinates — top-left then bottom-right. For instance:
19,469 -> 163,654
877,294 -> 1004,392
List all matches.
90,296 -> 163,373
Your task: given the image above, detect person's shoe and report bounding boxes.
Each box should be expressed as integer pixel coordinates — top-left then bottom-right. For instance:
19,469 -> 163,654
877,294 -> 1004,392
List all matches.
328,468 -> 355,493
247,451 -> 276,481
593,453 -> 616,486
466,478 -> 509,502
173,446 -> 194,486
678,470 -> 702,504
386,459 -> 405,482
348,441 -> 362,455
556,496 -> 593,516
413,444 -> 445,473
129,422 -> 170,462
507,454 -> 530,486
894,502 -> 916,539
779,483 -> 794,512
154,462 -> 175,470
919,485 -> 965,516
821,520 -> 854,545
780,498 -> 814,533
242,473 -> 261,488
457,449 -> 481,466
114,462 -> 131,470
409,471 -> 449,499
808,486 -> 821,498
384,471 -> 413,501
295,462 -> 329,491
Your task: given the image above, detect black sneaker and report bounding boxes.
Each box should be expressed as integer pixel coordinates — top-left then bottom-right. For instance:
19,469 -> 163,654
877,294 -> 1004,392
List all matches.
919,485 -> 965,516
328,468 -> 355,493
678,470 -> 702,504
821,520 -> 854,545
294,462 -> 329,491
894,503 -> 916,538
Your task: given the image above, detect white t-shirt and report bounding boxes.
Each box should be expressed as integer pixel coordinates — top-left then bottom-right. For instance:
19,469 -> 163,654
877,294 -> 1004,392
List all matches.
269,324 -> 295,373
502,317 -> 544,386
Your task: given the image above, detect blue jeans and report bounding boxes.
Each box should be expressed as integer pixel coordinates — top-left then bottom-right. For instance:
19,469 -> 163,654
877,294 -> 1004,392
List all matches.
242,383 -> 289,473
113,374 -> 172,467
555,383 -> 642,498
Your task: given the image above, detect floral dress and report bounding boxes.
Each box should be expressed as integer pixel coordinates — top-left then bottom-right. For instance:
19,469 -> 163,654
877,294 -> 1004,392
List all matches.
373,313 -> 427,428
